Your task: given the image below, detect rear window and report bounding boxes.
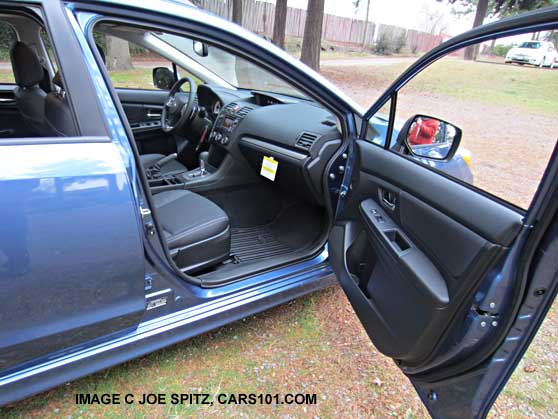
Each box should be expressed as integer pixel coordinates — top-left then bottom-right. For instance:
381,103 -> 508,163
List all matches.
518,42 -> 541,49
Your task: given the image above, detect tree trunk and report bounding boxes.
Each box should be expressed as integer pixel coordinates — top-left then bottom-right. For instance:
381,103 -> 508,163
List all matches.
464,0 -> 488,61
300,0 -> 325,71
362,0 -> 372,48
106,36 -> 132,71
232,0 -> 243,26
272,0 -> 288,49
489,38 -> 496,55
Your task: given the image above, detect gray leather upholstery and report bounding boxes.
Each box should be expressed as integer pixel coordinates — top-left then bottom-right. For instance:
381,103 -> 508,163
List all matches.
10,42 -> 48,135
140,153 -> 188,175
153,189 -> 230,271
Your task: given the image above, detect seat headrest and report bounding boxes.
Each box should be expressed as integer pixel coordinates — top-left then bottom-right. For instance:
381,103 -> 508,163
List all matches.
10,42 -> 44,88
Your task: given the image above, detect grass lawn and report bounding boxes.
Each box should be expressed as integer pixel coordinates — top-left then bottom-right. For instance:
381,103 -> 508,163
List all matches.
322,58 -> 557,115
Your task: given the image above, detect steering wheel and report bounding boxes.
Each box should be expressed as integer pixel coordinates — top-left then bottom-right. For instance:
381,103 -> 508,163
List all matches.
161,77 -> 197,134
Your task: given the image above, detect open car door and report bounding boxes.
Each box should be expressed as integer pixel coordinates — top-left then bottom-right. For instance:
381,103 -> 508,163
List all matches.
327,8 -> 558,419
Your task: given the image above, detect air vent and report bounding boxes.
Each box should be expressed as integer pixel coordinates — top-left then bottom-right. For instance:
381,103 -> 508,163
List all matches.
295,132 -> 320,150
237,106 -> 253,118
224,102 -> 238,111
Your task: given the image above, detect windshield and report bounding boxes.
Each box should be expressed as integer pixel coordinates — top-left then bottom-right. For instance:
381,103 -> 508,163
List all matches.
156,33 -> 307,99
518,42 -> 541,49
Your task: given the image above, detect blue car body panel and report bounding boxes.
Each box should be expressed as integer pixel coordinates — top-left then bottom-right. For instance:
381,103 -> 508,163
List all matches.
0,140 -> 146,374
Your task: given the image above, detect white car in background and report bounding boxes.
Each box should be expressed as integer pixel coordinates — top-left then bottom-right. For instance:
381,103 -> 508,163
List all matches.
505,40 -> 558,67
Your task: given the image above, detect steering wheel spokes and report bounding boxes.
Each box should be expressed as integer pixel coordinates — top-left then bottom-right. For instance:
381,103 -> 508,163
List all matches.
161,77 -> 197,134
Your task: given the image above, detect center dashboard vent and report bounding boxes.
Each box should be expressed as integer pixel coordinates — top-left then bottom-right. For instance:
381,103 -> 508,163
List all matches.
295,131 -> 320,151
224,102 -> 238,111
237,106 -> 253,118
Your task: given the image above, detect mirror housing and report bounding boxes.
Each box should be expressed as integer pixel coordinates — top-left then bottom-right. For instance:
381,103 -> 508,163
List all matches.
152,67 -> 176,90
193,40 -> 209,57
398,115 -> 462,162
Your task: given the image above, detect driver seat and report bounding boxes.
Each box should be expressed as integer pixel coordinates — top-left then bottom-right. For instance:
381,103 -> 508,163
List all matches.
140,154 -> 188,175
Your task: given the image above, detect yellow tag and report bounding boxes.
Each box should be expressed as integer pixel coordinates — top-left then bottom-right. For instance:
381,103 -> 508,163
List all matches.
260,156 -> 278,181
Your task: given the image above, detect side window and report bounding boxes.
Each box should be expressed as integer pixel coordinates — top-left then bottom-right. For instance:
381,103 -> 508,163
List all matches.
364,98 -> 393,147
387,32 -> 557,209
40,28 -> 58,72
93,32 -> 198,90
0,21 -> 17,84
0,14 -> 79,138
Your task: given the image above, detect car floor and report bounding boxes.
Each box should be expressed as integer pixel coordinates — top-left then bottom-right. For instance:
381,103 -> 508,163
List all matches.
194,184 -> 328,280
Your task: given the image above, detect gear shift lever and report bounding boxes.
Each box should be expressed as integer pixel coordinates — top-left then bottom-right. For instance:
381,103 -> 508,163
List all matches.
199,151 -> 209,176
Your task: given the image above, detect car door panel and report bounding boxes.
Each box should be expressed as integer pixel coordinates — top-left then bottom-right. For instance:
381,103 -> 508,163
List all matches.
330,140 -> 522,365
0,139 -> 146,374
116,88 -> 175,155
356,142 -> 523,246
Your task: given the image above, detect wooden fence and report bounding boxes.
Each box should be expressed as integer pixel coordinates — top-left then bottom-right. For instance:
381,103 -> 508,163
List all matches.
198,0 -> 441,52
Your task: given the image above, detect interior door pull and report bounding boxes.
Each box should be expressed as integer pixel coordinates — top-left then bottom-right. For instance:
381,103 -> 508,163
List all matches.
381,189 -> 397,210
147,110 -> 161,119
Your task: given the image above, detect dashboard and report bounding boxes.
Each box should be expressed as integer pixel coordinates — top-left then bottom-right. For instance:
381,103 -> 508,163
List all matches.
196,85 -> 342,205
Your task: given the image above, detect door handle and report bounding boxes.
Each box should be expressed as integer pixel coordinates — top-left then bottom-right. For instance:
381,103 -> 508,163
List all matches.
380,189 -> 397,211
147,110 -> 161,119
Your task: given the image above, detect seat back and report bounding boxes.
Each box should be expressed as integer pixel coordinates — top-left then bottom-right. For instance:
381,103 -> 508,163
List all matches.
9,42 -> 48,135
44,91 -> 78,137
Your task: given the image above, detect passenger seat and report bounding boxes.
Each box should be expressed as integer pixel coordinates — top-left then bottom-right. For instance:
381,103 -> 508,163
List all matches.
152,190 -> 231,272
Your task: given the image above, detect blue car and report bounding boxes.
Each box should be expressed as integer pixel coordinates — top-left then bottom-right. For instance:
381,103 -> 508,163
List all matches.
0,2 -> 556,418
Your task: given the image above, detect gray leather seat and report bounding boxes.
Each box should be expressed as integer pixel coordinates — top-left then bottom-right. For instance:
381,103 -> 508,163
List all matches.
140,153 -> 188,175
153,189 -> 230,272
10,42 -> 48,135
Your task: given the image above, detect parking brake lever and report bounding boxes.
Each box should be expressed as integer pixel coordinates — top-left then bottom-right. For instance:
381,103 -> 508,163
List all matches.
154,153 -> 178,168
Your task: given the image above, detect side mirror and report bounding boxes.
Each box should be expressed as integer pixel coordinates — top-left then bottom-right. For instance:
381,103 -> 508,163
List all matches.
152,67 -> 176,90
399,115 -> 462,161
193,40 -> 209,57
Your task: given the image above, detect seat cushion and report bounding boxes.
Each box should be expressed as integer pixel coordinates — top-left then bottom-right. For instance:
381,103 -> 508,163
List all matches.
140,153 -> 188,175
153,190 -> 230,271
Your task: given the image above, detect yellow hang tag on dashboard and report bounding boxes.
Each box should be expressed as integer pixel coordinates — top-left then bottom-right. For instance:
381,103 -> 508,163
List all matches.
261,156 -> 278,181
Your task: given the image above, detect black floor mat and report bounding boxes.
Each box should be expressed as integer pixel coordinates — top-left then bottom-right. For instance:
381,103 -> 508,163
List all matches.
230,225 -> 294,262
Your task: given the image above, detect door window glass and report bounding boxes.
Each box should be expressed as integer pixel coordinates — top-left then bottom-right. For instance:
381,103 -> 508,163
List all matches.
92,32 -> 200,90
389,31 -> 557,209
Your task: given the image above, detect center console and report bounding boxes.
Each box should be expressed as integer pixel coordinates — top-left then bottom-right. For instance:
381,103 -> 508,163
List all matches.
209,102 -> 253,148
147,149 -> 219,193
146,102 -> 256,194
